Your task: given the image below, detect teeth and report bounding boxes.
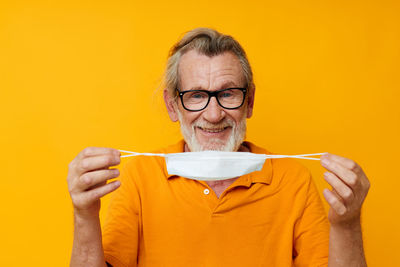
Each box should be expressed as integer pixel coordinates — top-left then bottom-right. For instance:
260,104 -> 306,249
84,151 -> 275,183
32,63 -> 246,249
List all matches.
199,127 -> 226,133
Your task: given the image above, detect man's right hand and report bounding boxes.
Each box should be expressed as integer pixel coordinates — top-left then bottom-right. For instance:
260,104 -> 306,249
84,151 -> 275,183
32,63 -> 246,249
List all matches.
67,147 -> 121,219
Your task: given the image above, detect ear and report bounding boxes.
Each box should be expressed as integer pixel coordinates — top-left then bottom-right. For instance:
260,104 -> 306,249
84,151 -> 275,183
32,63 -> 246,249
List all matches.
164,89 -> 179,122
246,85 -> 255,118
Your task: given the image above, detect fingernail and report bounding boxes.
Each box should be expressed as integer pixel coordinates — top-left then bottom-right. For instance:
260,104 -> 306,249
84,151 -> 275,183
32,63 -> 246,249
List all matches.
322,188 -> 330,198
321,158 -> 329,167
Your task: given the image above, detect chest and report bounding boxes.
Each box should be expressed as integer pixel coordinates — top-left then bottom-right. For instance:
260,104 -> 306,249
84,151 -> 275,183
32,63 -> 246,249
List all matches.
138,181 -> 303,266
206,178 -> 238,198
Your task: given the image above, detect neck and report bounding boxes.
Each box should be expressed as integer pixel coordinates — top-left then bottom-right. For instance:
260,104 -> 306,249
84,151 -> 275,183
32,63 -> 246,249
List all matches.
183,141 -> 250,198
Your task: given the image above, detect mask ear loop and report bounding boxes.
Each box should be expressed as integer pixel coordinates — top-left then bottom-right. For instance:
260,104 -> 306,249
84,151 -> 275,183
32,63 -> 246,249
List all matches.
119,150 -> 166,158
119,150 -> 327,160
265,153 -> 327,161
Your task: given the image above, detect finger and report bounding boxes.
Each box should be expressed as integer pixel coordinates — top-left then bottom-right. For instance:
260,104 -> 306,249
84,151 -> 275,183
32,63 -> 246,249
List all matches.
69,148 -> 120,175
78,147 -> 121,160
323,171 -> 354,204
321,153 -> 360,173
77,154 -> 121,175
82,180 -> 121,203
321,156 -> 360,190
76,169 -> 120,191
323,188 -> 347,215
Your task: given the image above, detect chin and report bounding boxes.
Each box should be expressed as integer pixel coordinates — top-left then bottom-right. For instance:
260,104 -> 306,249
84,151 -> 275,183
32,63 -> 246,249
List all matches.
192,136 -> 238,152
199,139 -> 228,151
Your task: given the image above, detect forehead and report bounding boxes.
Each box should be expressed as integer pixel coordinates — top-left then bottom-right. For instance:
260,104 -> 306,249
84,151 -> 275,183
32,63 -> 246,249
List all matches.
178,50 -> 245,90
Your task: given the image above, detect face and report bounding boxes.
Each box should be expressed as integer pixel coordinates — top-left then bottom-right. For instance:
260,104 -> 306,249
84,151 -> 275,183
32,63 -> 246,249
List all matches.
165,50 -> 255,152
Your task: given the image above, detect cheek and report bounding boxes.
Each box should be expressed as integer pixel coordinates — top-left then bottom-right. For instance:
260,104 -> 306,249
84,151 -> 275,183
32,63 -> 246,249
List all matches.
228,109 -> 246,124
180,110 -> 201,126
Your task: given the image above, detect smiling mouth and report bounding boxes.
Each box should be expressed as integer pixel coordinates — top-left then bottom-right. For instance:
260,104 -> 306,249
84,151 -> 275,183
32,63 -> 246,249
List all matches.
197,126 -> 230,133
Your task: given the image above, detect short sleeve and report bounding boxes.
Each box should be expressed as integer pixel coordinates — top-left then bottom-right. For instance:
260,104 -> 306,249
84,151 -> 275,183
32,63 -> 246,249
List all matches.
293,173 -> 329,267
102,161 -> 141,267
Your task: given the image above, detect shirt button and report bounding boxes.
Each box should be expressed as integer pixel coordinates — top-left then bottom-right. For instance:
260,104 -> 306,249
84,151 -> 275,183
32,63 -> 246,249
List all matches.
203,188 -> 210,195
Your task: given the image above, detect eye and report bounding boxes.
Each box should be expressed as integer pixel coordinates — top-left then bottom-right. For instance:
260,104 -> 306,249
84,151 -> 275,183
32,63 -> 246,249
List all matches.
221,92 -> 233,98
189,92 -> 207,99
219,90 -> 235,98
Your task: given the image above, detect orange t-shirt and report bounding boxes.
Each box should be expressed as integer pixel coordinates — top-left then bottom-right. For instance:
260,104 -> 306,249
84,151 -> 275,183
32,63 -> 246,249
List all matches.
102,140 -> 329,267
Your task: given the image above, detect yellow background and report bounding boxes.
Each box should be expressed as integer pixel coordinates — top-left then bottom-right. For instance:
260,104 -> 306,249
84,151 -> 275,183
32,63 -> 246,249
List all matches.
1,0 -> 399,266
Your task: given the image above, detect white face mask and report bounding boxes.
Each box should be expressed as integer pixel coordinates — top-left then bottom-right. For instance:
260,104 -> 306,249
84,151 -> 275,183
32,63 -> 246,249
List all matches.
119,150 -> 325,181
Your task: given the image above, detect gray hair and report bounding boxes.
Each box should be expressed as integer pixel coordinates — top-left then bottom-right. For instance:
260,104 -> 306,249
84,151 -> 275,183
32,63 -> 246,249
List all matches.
164,28 -> 255,99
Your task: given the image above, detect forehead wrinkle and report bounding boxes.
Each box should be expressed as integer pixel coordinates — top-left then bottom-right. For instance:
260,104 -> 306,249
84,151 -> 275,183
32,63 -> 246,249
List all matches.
208,56 -> 245,89
210,75 -> 243,91
187,76 -> 241,91
178,50 -> 245,91
178,55 -> 211,90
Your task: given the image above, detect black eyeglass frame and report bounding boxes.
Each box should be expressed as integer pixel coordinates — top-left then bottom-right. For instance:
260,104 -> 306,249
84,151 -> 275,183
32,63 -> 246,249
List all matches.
177,87 -> 247,112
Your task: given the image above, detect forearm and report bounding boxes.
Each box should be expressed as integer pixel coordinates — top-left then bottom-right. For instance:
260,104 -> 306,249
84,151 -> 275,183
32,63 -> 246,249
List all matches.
70,213 -> 107,267
328,221 -> 367,267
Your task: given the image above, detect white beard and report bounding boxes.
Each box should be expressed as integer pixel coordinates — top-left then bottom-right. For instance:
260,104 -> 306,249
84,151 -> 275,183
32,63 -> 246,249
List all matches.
177,110 -> 247,152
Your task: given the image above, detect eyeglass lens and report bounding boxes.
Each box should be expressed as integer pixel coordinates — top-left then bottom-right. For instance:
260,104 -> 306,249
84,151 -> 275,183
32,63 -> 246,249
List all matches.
182,88 -> 244,111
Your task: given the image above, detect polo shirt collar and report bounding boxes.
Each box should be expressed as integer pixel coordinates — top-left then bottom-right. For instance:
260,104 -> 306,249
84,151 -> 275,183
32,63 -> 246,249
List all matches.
162,140 -> 273,185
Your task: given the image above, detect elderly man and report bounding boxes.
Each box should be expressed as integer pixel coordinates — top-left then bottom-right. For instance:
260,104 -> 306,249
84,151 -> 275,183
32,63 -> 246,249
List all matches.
68,28 -> 370,266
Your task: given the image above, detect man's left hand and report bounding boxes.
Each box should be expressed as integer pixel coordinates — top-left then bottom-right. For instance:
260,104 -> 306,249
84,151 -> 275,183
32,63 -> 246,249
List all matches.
320,153 -> 370,226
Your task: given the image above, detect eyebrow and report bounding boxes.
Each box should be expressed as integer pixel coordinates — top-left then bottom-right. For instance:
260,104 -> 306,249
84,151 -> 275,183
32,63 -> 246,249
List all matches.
187,81 -> 241,91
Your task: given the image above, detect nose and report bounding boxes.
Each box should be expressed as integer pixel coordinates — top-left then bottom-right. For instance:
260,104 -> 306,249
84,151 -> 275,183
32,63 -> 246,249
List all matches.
202,96 -> 226,123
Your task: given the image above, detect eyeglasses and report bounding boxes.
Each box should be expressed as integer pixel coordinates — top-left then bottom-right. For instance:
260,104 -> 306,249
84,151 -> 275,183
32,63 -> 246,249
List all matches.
177,87 -> 247,112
